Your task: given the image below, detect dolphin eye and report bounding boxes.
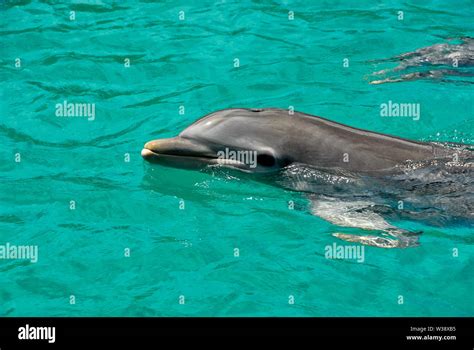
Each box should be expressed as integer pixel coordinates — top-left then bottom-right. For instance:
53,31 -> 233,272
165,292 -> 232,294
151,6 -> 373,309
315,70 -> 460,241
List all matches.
257,153 -> 276,167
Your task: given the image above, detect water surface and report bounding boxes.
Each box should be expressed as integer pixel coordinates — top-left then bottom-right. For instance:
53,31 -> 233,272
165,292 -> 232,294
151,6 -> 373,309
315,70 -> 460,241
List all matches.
1,0 -> 473,316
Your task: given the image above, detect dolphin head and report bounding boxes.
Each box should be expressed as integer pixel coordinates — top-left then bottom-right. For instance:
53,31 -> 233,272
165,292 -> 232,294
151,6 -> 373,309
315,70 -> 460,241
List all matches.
142,109 -> 293,173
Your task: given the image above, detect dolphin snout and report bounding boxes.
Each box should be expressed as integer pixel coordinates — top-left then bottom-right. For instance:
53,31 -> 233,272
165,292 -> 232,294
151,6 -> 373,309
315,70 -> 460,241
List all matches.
142,136 -> 216,164
141,148 -> 155,158
143,138 -> 177,154
141,139 -> 171,161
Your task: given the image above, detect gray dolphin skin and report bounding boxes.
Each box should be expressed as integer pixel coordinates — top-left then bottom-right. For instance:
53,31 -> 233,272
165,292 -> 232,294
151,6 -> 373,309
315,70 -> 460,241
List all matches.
370,37 -> 474,84
142,108 -> 473,248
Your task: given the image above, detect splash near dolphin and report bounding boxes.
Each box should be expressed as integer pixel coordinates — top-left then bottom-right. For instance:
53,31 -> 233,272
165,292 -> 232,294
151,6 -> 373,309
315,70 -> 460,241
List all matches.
142,108 -> 473,249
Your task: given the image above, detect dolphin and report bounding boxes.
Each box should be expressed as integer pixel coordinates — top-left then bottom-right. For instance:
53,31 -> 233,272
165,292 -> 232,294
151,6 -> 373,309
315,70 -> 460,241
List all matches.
369,37 -> 474,84
142,108 -> 473,248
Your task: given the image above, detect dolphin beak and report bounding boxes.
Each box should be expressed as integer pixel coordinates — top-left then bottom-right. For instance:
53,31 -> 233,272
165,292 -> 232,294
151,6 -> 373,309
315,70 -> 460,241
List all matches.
141,137 -> 216,164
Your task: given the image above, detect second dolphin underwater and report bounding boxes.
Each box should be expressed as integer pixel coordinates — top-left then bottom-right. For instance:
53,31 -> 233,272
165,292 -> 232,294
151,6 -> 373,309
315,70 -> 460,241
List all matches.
369,37 -> 474,84
142,108 -> 473,248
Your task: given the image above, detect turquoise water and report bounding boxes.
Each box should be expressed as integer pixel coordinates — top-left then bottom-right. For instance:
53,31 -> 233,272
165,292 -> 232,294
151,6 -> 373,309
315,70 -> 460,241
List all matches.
1,0 -> 473,316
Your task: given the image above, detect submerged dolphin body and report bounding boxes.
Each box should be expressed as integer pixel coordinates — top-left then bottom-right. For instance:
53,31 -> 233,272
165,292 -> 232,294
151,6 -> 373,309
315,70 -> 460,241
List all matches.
370,37 -> 474,84
142,108 -> 473,248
